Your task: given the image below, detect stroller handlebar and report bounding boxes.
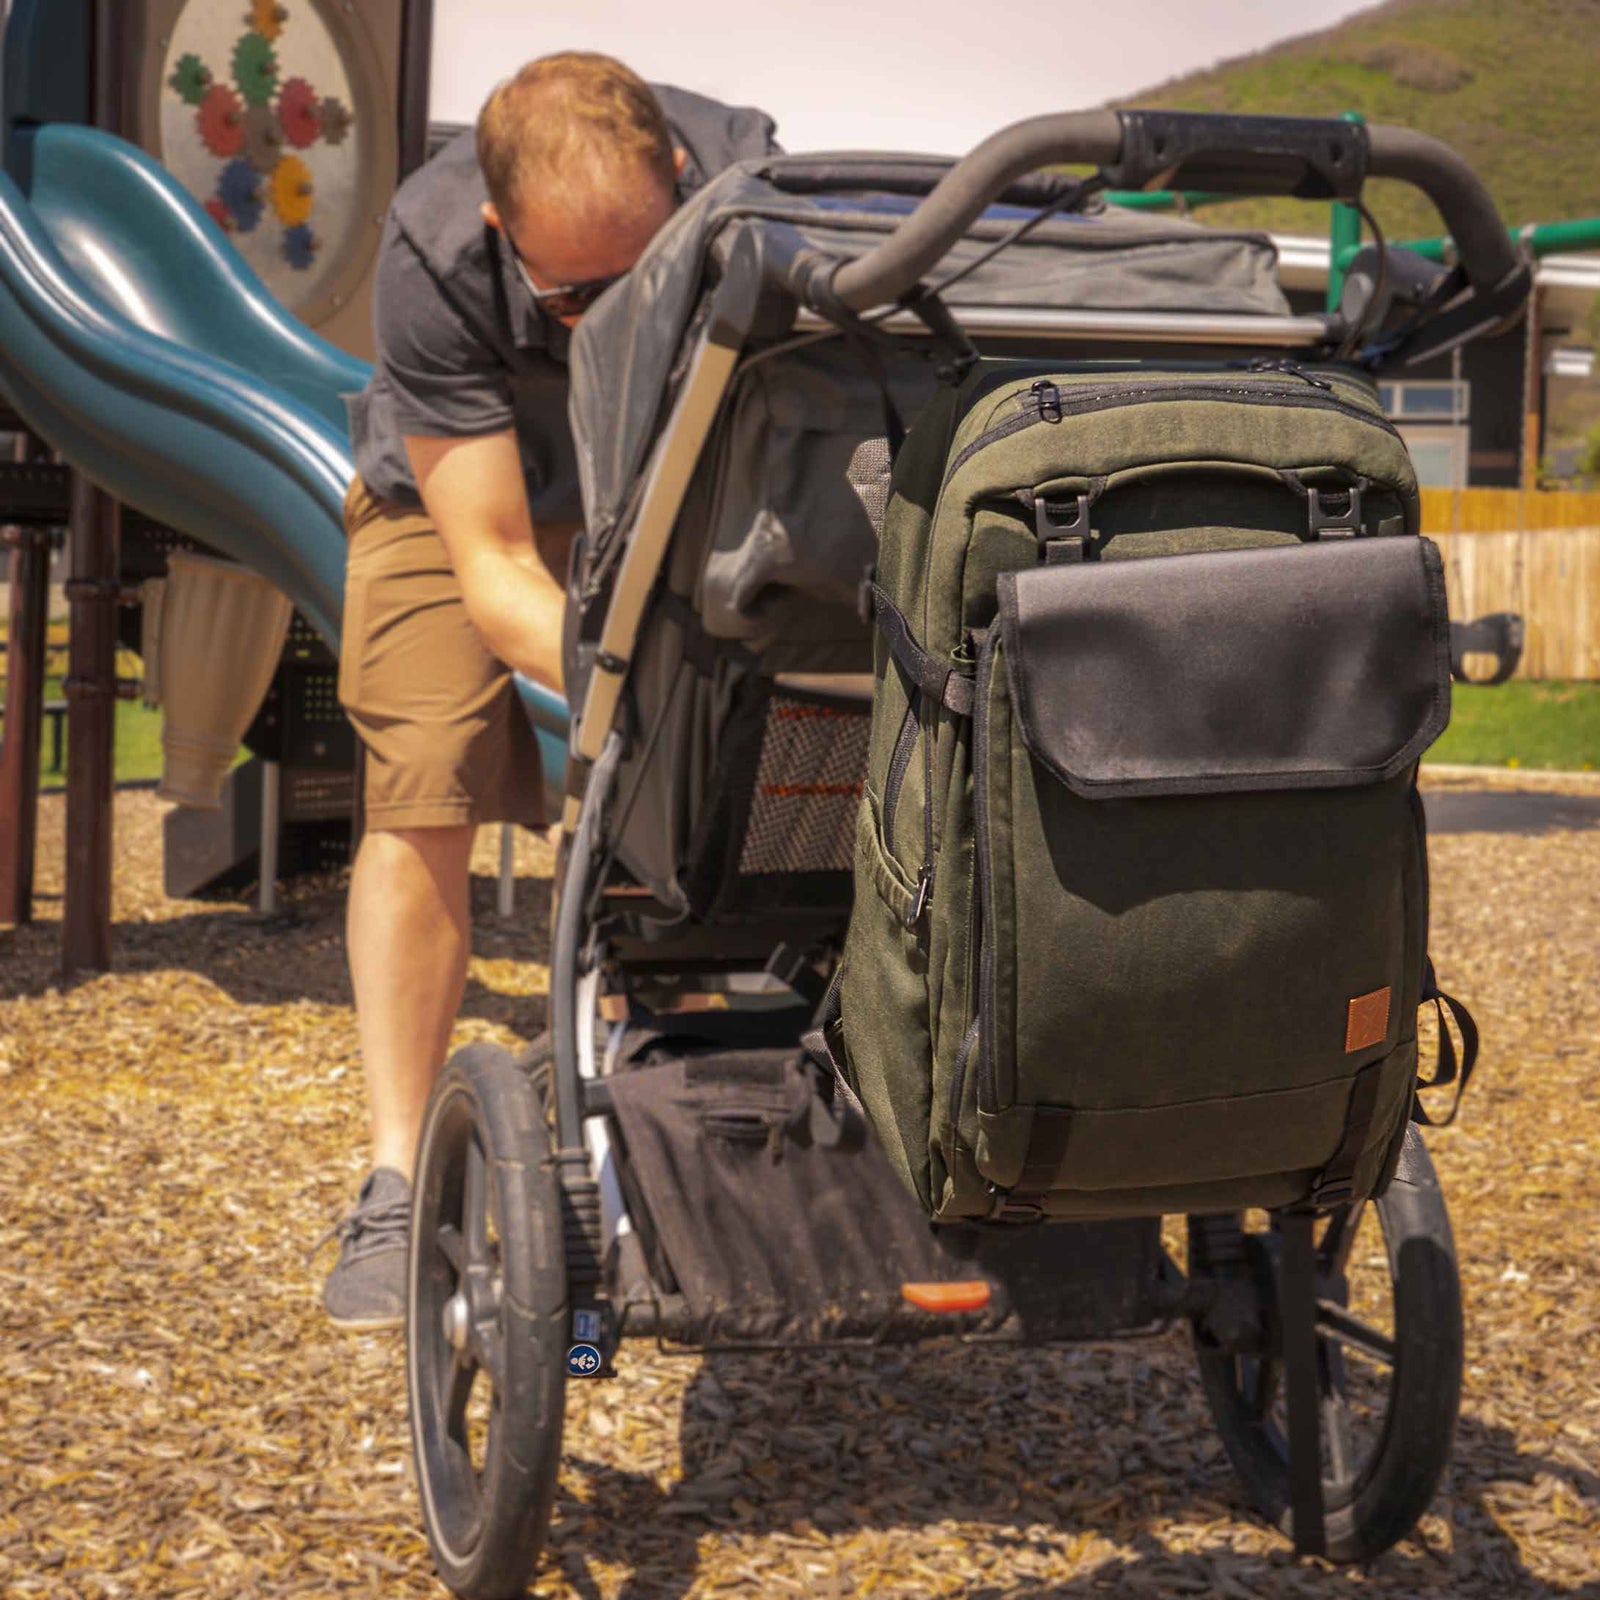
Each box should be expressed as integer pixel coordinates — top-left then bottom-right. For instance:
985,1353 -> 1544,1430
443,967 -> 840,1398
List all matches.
1362,124 -> 1520,285
824,111 -> 1521,313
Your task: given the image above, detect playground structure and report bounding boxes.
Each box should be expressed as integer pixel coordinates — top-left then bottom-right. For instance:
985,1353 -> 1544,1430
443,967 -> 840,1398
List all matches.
0,3 -> 1589,985
0,0 -> 579,975
0,0 -> 418,971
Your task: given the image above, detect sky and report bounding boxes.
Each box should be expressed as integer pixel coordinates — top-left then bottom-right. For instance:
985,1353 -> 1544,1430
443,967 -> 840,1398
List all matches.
430,0 -> 1380,155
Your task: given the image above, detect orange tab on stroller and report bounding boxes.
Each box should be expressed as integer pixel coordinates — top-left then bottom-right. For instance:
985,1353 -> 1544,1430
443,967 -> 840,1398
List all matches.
900,1281 -> 991,1313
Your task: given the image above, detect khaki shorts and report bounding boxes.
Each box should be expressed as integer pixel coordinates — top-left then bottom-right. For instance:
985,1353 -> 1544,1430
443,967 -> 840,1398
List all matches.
338,477 -> 547,831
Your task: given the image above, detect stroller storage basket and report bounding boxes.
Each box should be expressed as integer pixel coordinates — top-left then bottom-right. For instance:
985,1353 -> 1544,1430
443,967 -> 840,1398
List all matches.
684,676 -> 872,916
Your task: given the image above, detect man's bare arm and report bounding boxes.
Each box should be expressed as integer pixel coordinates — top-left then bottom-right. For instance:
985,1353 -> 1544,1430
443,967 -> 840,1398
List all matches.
404,430 -> 579,691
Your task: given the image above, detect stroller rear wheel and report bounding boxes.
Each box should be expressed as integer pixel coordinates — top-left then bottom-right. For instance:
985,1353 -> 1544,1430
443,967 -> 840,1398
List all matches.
407,1042 -> 567,1600
1191,1124 -> 1463,1562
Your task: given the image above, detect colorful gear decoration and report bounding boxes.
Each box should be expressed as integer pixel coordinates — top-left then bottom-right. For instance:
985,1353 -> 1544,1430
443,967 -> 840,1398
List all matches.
248,0 -> 288,42
231,30 -> 279,107
196,84 -> 245,159
281,223 -> 318,270
318,96 -> 352,146
268,154 -> 314,227
204,196 -> 233,232
243,102 -> 285,173
218,159 -> 264,232
276,78 -> 322,149
167,53 -> 212,106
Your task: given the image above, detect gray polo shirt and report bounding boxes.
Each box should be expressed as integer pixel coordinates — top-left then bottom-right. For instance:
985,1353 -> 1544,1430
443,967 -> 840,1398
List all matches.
347,84 -> 780,520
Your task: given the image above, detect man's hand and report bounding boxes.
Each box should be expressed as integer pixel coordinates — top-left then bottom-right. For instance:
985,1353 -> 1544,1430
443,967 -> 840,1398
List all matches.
404,431 -> 578,691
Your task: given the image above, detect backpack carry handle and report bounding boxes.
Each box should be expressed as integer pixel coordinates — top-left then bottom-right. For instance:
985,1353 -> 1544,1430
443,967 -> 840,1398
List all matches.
824,111 -> 1521,314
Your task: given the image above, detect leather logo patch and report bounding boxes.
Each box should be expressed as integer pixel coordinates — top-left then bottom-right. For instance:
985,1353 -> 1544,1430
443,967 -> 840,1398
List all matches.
1345,987 -> 1392,1054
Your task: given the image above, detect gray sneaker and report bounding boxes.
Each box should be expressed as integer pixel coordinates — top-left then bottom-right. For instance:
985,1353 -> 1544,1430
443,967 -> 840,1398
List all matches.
316,1168 -> 412,1331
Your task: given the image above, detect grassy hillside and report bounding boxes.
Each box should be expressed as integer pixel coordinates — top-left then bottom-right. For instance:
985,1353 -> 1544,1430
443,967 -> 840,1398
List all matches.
1115,0 -> 1600,241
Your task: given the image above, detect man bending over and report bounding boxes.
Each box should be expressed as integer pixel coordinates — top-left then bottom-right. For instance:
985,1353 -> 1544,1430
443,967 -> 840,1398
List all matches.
321,53 -> 778,1327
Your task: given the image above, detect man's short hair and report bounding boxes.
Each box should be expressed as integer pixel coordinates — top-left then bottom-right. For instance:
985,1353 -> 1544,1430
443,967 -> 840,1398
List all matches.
476,52 -> 675,223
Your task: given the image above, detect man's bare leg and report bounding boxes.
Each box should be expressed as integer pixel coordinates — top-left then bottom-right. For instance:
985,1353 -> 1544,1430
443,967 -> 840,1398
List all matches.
347,823 -> 477,1177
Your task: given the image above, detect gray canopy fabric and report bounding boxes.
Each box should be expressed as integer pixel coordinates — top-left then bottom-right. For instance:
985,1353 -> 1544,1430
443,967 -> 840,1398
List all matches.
567,155 -> 1290,558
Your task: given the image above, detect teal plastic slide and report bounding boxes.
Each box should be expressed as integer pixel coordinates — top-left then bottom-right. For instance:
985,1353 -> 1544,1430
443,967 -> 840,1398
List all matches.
0,123 -> 357,644
0,121 -> 570,798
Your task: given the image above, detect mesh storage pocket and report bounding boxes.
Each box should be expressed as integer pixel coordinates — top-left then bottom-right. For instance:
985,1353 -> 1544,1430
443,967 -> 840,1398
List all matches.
682,678 -> 870,915
738,688 -> 870,876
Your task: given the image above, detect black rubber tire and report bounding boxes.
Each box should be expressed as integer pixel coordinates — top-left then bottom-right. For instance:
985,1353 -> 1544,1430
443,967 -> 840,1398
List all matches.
1192,1125 -> 1463,1563
407,1041 -> 567,1600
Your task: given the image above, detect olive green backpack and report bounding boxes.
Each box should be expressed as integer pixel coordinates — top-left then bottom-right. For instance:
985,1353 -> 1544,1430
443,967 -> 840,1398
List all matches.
821,360 -> 1476,1223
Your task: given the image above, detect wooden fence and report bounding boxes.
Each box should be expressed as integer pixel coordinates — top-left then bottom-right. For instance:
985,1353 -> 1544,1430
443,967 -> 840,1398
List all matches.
1422,491 -> 1600,680
1420,487 -> 1600,533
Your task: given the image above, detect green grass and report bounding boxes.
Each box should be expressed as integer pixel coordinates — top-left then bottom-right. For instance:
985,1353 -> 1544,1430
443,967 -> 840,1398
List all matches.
110,697 -> 165,785
1114,0 -> 1600,241
29,676 -> 166,790
1427,679 -> 1600,770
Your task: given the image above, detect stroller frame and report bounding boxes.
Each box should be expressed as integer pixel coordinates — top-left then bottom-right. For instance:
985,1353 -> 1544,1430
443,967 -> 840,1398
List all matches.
407,110 -> 1527,1599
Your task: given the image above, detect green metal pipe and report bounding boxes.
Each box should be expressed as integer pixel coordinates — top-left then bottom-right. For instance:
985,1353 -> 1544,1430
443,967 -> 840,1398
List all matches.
1327,201 -> 1362,312
1339,213 -> 1600,271
1103,189 -> 1233,212
1325,111 -> 1367,313
1520,215 -> 1600,256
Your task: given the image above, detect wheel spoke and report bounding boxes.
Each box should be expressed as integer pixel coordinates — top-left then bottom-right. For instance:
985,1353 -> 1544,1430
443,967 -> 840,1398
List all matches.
1319,1341 -> 1357,1490
471,1321 -> 506,1389
1248,1357 -> 1280,1424
443,1350 -> 477,1446
435,1222 -> 465,1274
1318,1202 -> 1366,1277
1316,1299 -> 1396,1367
464,1134 -> 490,1267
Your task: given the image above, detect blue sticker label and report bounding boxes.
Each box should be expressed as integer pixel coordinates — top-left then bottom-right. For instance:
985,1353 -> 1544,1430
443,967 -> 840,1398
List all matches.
566,1342 -> 603,1378
573,1309 -> 602,1344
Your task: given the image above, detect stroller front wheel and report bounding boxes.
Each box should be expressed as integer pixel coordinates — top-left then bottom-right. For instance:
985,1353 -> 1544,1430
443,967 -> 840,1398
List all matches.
407,1042 -> 568,1600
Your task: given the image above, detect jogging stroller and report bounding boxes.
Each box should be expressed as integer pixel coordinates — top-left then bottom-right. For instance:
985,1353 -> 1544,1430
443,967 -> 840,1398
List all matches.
405,111 -> 1527,1598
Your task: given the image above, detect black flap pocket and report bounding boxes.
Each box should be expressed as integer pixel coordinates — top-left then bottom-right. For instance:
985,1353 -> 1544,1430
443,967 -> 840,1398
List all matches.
996,538 -> 1451,799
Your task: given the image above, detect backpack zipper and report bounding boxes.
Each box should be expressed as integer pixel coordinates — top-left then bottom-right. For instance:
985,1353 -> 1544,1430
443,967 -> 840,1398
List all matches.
940,374 -> 1400,490
880,698 -> 920,861
1232,355 -> 1334,390
971,629 -> 999,1115
915,683 -> 937,931
947,1016 -> 982,1136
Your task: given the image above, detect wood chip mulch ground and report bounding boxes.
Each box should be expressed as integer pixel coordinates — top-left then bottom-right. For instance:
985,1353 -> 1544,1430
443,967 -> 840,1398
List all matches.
2,780 -> 1597,1599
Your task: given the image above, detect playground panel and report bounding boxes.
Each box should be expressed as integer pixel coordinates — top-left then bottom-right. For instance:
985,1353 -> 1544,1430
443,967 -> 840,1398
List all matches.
124,0 -> 409,360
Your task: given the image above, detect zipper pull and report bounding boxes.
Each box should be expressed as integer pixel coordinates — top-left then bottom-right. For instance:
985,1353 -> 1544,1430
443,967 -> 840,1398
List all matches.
905,861 -> 934,930
1029,379 -> 1063,422
1240,356 -> 1332,391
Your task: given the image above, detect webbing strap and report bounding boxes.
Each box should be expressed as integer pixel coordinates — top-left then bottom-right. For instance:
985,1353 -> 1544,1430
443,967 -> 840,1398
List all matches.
1413,958 -> 1480,1127
1279,1209 -> 1327,1558
987,1109 -> 1073,1222
804,274 -> 909,460
799,968 -> 869,1153
1311,1059 -> 1385,1209
870,585 -> 975,717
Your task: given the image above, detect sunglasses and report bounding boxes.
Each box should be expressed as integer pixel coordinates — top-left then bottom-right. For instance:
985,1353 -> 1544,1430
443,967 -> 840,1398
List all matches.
509,247 -> 623,320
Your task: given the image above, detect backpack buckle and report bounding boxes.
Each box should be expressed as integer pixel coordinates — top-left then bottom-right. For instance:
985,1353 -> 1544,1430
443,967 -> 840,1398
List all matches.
1307,481 -> 1365,539
986,1184 -> 1045,1224
1035,494 -> 1091,564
